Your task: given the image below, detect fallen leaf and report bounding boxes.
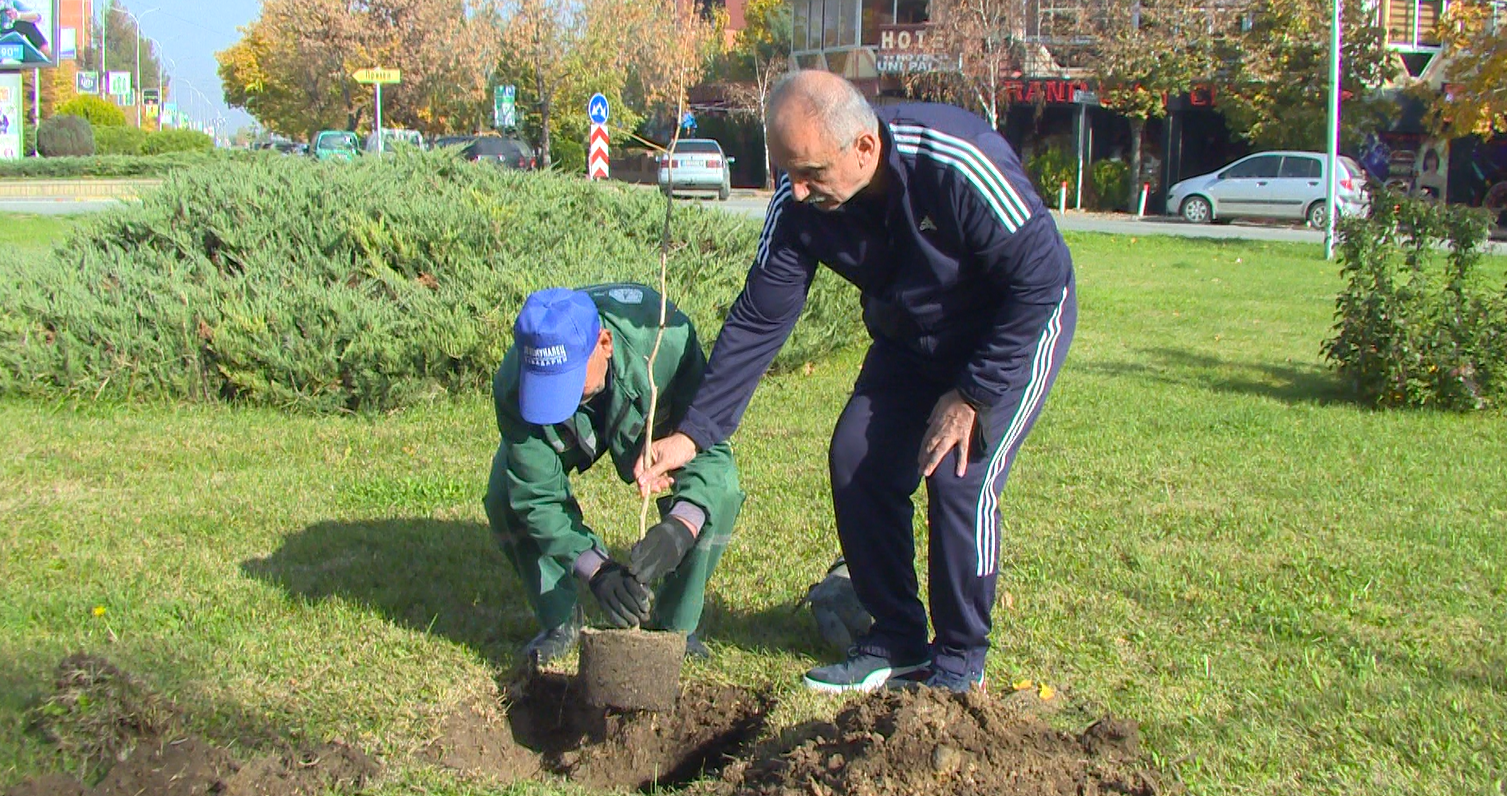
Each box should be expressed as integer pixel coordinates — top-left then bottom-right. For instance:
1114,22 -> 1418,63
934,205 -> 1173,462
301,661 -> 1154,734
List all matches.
1039,684 -> 1056,700
1012,679 -> 1034,691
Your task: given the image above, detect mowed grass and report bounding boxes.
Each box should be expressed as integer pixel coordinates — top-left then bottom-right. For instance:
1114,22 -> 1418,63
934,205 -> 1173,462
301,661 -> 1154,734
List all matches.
2,225 -> 1505,795
0,214 -> 75,257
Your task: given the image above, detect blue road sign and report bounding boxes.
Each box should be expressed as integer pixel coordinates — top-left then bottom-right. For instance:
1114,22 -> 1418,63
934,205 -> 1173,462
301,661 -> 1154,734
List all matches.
588,93 -> 609,125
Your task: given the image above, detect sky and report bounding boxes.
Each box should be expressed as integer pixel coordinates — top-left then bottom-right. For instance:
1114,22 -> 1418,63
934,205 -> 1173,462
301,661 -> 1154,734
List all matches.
125,0 -> 261,131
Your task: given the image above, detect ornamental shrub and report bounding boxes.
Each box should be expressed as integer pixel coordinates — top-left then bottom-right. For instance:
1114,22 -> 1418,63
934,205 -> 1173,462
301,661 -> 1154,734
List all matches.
1026,147 -> 1077,209
141,129 -> 214,155
94,125 -> 148,155
0,151 -> 232,179
0,149 -> 863,413
56,96 -> 127,128
1091,159 -> 1130,212
36,115 -> 94,157
1323,189 -> 1506,410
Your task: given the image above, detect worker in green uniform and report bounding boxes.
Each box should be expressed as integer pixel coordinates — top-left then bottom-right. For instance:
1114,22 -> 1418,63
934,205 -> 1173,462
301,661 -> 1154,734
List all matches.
485,284 -> 744,665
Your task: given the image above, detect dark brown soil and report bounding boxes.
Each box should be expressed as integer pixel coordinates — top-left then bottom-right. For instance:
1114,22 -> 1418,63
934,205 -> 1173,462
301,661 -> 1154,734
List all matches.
502,671 -> 772,792
15,655 -> 1174,796
14,655 -> 378,796
706,686 -> 1172,796
579,627 -> 686,711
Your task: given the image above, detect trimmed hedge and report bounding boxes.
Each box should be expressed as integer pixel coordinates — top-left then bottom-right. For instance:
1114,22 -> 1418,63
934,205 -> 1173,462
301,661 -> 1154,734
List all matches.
94,126 -> 149,156
0,151 -> 235,179
0,149 -> 864,413
36,115 -> 94,157
141,129 -> 214,155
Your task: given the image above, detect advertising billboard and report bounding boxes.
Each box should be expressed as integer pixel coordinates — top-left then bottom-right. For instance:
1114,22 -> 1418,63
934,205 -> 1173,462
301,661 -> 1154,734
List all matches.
0,0 -> 59,69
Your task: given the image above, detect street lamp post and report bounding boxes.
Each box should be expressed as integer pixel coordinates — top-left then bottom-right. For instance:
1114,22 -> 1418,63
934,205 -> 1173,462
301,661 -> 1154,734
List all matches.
1323,0 -> 1342,260
103,5 -> 158,124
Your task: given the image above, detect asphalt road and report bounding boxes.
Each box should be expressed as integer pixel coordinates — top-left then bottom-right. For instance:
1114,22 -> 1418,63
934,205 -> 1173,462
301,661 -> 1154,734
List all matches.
0,199 -> 127,215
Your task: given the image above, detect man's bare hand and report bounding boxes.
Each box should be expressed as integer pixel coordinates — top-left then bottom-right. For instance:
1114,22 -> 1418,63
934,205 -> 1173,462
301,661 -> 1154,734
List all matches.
634,432 -> 698,497
919,390 -> 978,478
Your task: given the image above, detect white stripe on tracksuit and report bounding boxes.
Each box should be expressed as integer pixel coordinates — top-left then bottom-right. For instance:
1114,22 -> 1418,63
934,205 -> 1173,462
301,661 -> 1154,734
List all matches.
890,124 -> 1033,232
756,177 -> 793,270
973,287 -> 1070,577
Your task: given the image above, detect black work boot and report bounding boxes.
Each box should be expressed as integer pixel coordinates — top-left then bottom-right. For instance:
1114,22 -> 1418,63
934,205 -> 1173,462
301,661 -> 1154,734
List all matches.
685,633 -> 711,660
522,608 -> 584,667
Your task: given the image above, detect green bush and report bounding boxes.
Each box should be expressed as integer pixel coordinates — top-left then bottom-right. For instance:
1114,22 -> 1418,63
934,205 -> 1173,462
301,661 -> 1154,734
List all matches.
1091,159 -> 1130,212
36,115 -> 95,157
1026,147 -> 1077,209
141,128 -> 214,155
94,125 -> 148,155
1323,189 -> 1506,410
22,122 -> 36,156
550,135 -> 586,175
0,151 -> 236,179
56,96 -> 127,128
0,149 -> 863,413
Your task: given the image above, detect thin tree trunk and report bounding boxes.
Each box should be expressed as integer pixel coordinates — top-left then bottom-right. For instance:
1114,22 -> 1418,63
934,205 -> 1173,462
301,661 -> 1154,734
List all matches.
1128,116 -> 1145,214
539,95 -> 552,169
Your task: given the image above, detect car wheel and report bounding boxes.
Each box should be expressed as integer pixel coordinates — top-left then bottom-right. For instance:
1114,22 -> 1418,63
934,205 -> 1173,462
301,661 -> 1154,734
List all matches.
1306,201 -> 1329,229
1181,196 -> 1212,224
718,182 -> 730,201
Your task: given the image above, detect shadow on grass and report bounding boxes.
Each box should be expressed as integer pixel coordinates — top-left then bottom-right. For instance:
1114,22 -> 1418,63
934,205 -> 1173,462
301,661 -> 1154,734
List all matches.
1079,347 -> 1352,406
242,518 -> 824,668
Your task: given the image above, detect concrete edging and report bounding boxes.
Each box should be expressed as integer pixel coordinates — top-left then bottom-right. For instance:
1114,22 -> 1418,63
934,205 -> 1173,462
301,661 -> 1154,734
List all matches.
0,179 -> 163,199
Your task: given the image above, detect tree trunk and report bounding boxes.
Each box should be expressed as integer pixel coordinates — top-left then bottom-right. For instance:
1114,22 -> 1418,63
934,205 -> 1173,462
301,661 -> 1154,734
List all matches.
539,97 -> 552,170
1127,116 -> 1145,214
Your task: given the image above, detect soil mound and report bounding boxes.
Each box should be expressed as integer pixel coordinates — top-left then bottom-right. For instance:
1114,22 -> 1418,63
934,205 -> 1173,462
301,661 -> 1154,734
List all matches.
711,687 -> 1170,796
11,655 -> 377,796
503,671 -> 771,792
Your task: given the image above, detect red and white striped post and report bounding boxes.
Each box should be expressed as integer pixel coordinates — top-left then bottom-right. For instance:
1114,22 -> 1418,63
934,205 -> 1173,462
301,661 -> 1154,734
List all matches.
588,123 -> 609,180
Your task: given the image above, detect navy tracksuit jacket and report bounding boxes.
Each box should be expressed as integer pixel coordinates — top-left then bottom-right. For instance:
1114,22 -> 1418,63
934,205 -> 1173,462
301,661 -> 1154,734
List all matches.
678,102 -> 1077,678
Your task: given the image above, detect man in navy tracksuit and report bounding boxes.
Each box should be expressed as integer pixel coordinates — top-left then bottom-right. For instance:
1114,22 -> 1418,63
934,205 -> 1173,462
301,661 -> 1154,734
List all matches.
637,70 -> 1076,692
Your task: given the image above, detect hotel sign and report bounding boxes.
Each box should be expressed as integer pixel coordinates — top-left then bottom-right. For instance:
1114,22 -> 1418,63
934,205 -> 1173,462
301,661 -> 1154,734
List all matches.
876,24 -> 958,74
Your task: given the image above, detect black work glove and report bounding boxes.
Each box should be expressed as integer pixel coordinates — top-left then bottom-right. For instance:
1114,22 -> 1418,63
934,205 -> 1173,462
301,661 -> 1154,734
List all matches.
629,518 -> 698,584
587,561 -> 652,628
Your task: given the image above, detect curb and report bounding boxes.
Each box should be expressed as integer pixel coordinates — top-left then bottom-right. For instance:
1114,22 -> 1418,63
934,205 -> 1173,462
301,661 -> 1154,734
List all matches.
0,179 -> 163,200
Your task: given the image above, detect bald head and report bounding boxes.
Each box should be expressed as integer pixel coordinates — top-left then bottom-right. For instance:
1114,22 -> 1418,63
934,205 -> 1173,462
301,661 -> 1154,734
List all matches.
764,71 -> 885,211
766,70 -> 879,151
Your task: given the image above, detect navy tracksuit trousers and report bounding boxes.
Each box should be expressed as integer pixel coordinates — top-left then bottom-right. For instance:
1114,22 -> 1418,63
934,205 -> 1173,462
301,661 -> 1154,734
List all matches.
829,286 -> 1076,678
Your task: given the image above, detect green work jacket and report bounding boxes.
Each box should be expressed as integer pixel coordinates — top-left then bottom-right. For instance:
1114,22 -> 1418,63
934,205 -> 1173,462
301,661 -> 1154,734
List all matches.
490,283 -> 740,566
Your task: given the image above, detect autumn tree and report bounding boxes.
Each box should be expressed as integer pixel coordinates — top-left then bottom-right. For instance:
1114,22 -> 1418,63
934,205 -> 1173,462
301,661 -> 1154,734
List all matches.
1429,0 -> 1507,137
1090,0 -> 1234,210
219,0 -> 496,140
910,0 -> 1026,129
717,0 -> 791,187
1218,0 -> 1395,149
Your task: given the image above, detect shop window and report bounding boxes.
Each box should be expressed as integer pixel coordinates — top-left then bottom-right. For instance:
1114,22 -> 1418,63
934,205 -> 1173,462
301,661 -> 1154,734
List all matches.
839,0 -> 859,46
824,0 -> 843,47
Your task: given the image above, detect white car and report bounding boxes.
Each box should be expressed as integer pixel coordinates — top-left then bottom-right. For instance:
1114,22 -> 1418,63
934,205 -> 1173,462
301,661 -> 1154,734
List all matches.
1166,151 -> 1369,228
657,139 -> 734,201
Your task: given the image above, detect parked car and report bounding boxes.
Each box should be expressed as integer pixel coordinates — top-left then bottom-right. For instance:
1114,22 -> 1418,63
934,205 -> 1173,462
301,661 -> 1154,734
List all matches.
657,138 -> 734,201
433,135 -> 478,150
311,131 -> 360,162
1165,151 -> 1369,228
461,135 -> 537,170
365,128 -> 425,153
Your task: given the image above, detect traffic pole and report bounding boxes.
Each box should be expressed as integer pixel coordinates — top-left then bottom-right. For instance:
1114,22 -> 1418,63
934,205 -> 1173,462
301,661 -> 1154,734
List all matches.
1323,0 -> 1342,259
374,82 -> 383,154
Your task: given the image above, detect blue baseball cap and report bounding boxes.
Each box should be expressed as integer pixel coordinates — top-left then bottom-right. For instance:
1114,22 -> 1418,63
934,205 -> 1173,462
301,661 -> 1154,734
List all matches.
513,288 -> 601,425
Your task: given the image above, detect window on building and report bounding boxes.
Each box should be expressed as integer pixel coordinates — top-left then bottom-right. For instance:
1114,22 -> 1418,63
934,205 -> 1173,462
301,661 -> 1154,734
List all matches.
793,0 -> 810,50
839,0 -> 859,46
861,0 -> 895,45
896,0 -> 928,24
824,0 -> 843,46
1384,0 -> 1445,49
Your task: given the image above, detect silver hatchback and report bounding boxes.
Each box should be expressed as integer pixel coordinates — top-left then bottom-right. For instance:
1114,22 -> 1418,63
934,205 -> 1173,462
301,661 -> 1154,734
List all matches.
1166,151 -> 1369,228
657,139 -> 734,201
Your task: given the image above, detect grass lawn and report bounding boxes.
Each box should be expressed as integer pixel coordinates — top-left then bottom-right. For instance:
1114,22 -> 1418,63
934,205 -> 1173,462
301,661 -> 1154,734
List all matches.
2,226 -> 1504,795
0,214 -> 75,258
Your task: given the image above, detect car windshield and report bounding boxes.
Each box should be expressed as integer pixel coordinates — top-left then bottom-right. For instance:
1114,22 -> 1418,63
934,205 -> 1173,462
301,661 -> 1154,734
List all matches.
669,140 -> 721,154
319,133 -> 358,150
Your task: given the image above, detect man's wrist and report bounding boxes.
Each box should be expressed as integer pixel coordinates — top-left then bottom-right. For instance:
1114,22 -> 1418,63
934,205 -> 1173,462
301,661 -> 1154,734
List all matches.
666,501 -> 705,538
572,547 -> 609,582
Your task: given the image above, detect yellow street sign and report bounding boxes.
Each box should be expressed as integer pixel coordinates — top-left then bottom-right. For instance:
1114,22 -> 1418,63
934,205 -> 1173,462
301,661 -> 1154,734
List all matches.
353,68 -> 401,85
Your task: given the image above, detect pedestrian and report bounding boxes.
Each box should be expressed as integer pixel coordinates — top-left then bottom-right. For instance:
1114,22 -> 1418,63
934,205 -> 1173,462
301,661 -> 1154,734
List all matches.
636,70 -> 1076,693
486,284 -> 744,666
